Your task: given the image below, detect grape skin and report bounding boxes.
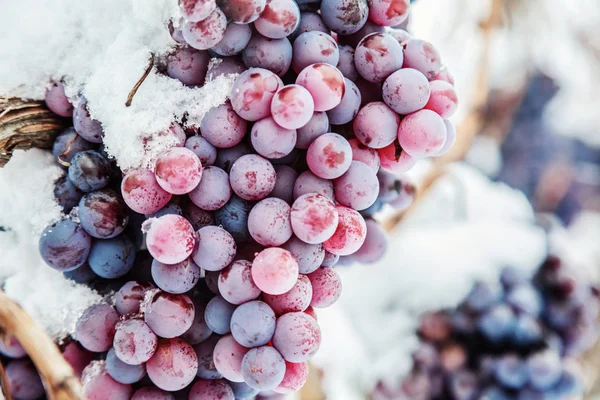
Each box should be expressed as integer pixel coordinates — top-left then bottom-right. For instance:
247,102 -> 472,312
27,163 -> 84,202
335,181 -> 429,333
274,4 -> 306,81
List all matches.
424,79 -> 459,118
230,300 -> 277,347
185,135 -> 217,165
39,219 -> 91,271
166,47 -> 209,86
78,188 -> 129,239
52,127 -> 95,167
272,312 -> 321,362
292,31 -> 339,73
114,280 -> 154,316
218,260 -> 262,305
105,348 -> 146,384
205,296 -> 236,335
295,112 -> 329,149
82,361 -> 132,400
283,236 -> 325,274
293,170 -> 335,201
144,215 -> 196,265
397,109 -> 447,158
146,338 -> 198,392
354,33 -> 404,83
144,291 -> 195,338
182,8 -> 228,50
322,205 -> 367,256
251,248 -> 299,295
212,23 -> 253,56
271,85 -> 315,130
241,346 -> 286,390
151,257 -> 201,294
348,138 -> 380,172
307,267 -> 343,308
188,166 -> 232,211
274,361 -> 310,394
76,304 -> 120,352
333,160 -> 380,210
192,226 -> 237,271
336,45 -> 359,81
353,101 -> 400,149
229,154 -> 277,201
254,0 -> 300,39
242,35 -> 293,77
230,68 -> 283,122
290,193 -> 339,244
73,98 -> 104,143
264,274 -> 313,315
188,379 -> 235,400
121,169 -> 173,214
296,63 -> 345,112
306,132 -> 353,179
382,68 -> 431,115
113,319 -> 157,365
271,165 -> 298,204
200,101 -> 247,149
250,116 -> 297,159
68,150 -> 112,192
368,0 -> 410,27
320,0 -> 369,35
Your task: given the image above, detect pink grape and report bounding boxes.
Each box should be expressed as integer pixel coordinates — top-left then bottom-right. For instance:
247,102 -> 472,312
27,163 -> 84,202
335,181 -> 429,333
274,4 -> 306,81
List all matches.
336,45 -> 359,81
354,33 -> 404,83
132,386 -> 175,400
192,226 -> 237,271
166,47 -> 209,86
45,81 -> 73,117
397,109 -> 447,157
231,68 -> 283,121
353,219 -> 388,264
242,35 -> 293,77
321,250 -> 339,267
182,8 -> 227,50
82,361 -> 132,400
146,338 -> 198,392
296,112 -> 329,149
290,193 -> 339,244
212,23 -> 253,56
274,361 -> 309,394
5,360 -> 44,400
348,138 -> 380,172
218,0 -> 267,23
433,66 -> 455,85
76,304 -> 119,352
0,336 -> 26,359
271,165 -> 298,204
200,101 -> 247,149
188,166 -> 232,210
435,119 -> 456,156
180,0 -> 217,22
327,78 -> 361,125
306,132 -> 352,179
206,57 -> 246,81
241,346 -> 286,390
250,117 -> 297,159
254,0 -> 300,39
62,341 -> 93,378
272,312 -> 321,362
229,154 -> 277,200
121,169 -> 172,214
213,335 -> 249,382
271,85 -> 315,130
283,236 -> 325,274
292,32 -> 339,73
403,38 -> 443,80
184,203 -> 215,230
144,291 -> 195,338
304,306 -> 318,320
296,63 -> 345,111
154,147 -> 202,195
387,27 -> 411,43
320,0 -> 369,35
144,215 -> 195,264
378,140 -> 417,173
189,380 -> 234,400
334,160 -> 380,210
248,198 -> 293,246
308,267 -> 343,308
382,68 -> 431,114
353,101 -> 400,148
194,335 -> 223,379
252,247 -> 299,294
323,205 -> 367,256
368,0 -> 410,26
218,260 -> 262,305
355,78 -> 382,106
185,135 -> 217,165
264,274 -> 313,314
182,300 -> 213,345
230,300 -> 277,347
291,12 -> 329,40
113,319 -> 158,365
204,297 -> 235,334
293,170 -> 334,201
151,257 -> 201,294
425,80 -> 459,118
115,281 -> 155,315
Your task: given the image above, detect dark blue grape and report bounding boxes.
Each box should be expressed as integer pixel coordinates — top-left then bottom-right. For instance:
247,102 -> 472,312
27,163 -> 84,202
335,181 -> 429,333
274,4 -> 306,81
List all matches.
39,219 -> 91,271
78,188 -> 129,239
494,354 -> 528,389
214,195 -> 251,243
204,296 -> 236,335
554,368 -> 583,397
68,150 -> 112,192
146,203 -> 183,219
229,381 -> 259,398
464,281 -> 500,312
54,175 -> 84,213
124,211 -> 146,252
478,304 -> 516,342
88,235 -> 135,278
52,127 -> 96,168
506,283 -> 542,316
214,143 -> 251,172
448,370 -> 478,400
527,349 -> 562,390
106,348 -> 146,384
193,335 -> 223,380
63,263 -> 97,283
512,314 -> 543,346
500,266 -> 526,290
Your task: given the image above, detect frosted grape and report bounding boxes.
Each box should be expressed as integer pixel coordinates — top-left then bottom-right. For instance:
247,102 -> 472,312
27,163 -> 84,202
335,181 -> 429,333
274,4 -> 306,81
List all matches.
272,312 -> 321,362
354,33 -> 404,83
433,66 -> 455,85
274,361 -> 309,394
283,236 -> 325,274
292,32 -> 339,73
189,380 -> 234,400
52,127 -> 95,167
213,335 -> 250,382
39,219 -> 91,271
241,346 -> 286,390
206,56 -> 246,81
290,193 -> 339,244
132,386 -> 175,400
296,63 -> 345,112
271,85 -> 315,130
397,109 -> 447,157
154,147 -> 203,195
382,68 -> 431,114
230,68 -> 283,121
180,0 -> 217,22
214,195 -> 251,243
254,0 -> 300,38
182,8 -> 228,50
248,197 -> 293,246
5,360 -> 44,400
151,257 -> 201,294
337,45 -> 359,81
355,78 -> 383,106
218,0 -> 267,24
82,361 -> 132,400
334,161 -> 379,210
192,226 -> 237,271
252,247 -> 299,294
271,165 -> 298,204
425,79 -> 459,118
144,291 -> 195,338
205,296 -> 236,334
45,81 -> 73,117
218,260 -> 262,305
182,300 -> 213,345
115,281 -> 155,316
320,0 -> 368,35
0,336 -> 25,359
290,12 -> 329,40
73,97 -> 104,143
250,117 -> 297,159
348,138 -> 380,172
368,0 -> 410,26
387,27 -> 411,43
293,170 -> 334,200
144,215 -> 196,265
147,203 -> 183,219
230,300 -> 276,348
353,219 -> 388,264
166,47 -> 209,86
353,102 -> 400,148
68,150 -> 112,192
378,140 -> 417,173
194,335 -> 223,379
296,112 -> 329,149
327,78 -> 361,125
78,188 -> 129,239
200,101 -> 247,148
435,119 -> 456,156
62,341 -> 93,378
215,142 -> 252,172
188,166 -> 232,210
212,23 -> 253,56
308,267 -> 343,308
106,348 -> 146,384
113,319 -> 158,365
403,39 -> 443,80
321,250 -> 339,267
264,274 -> 313,314
323,205 -> 367,256
146,338 -> 198,392
338,19 -> 385,47
306,132 -> 352,179
230,381 -> 259,399
243,35 -> 293,77
121,169 -> 172,214
229,154 -> 277,201
185,135 -> 217,165
76,304 -> 119,352
53,178 -> 82,218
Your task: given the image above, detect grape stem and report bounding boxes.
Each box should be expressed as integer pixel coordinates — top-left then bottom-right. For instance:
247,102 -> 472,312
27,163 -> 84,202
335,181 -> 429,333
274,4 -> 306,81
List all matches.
125,53 -> 155,107
0,289 -> 82,400
0,358 -> 13,400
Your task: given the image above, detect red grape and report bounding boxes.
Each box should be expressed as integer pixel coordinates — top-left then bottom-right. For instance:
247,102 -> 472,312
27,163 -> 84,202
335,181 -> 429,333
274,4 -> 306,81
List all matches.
271,84 -> 315,130
306,132 -> 352,179
146,338 -> 198,392
378,140 -> 417,173
353,101 -> 400,149
348,138 -> 380,172
132,386 -> 175,400
320,0 -> 369,35
180,0 -> 217,22
76,304 -> 119,352
334,160 -> 380,210
121,169 -> 172,214
264,274 -> 313,314
293,171 -> 334,200
353,219 -> 388,264
272,312 -> 321,362
113,319 -> 158,365
290,193 -> 339,244
296,63 -> 345,111
424,80 -> 459,118
82,361 -> 132,400
368,0 -> 410,27
154,147 -> 202,195
308,267 -> 343,308
144,215 -> 196,265
250,116 -> 297,159
213,335 -> 249,382
188,379 -> 234,400
166,47 -> 209,86
144,291 -> 195,338
403,39 -> 443,80
435,119 -> 456,156
283,236 -> 325,274
45,81 -> 73,117
230,68 -> 283,121
354,33 -> 404,83
229,154 -> 277,201
255,0 -> 300,39
327,78 -> 362,125
182,8 -> 228,50
242,35 -> 293,77
296,112 -> 330,149
292,32 -> 339,73
252,247 -> 299,294
323,205 -> 367,256
336,45 -> 359,81
218,0 -> 267,24
397,109 -> 447,158
188,166 -> 232,210
218,260 -> 262,305
185,135 -> 217,165
212,23 -> 253,56
200,101 -> 247,148
382,68 -> 431,114
274,361 -> 309,394
248,197 -> 293,246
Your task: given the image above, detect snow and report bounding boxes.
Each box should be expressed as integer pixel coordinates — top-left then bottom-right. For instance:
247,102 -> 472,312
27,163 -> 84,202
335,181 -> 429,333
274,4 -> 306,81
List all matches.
0,150 -> 103,339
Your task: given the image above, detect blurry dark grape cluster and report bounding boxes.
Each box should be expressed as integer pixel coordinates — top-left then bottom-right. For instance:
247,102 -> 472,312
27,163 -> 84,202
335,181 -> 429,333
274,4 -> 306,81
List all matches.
372,255 -> 599,399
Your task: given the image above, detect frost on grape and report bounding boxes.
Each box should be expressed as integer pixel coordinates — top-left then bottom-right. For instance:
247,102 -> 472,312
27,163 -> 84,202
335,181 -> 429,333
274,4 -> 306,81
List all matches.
0,150 -> 103,339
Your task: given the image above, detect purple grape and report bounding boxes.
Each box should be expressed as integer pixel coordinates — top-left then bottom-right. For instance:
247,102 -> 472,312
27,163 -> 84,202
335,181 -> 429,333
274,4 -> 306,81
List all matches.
52,127 -> 96,167
271,165 -> 298,204
241,346 -> 286,390
230,68 -> 283,122
321,250 -> 339,267
512,314 -> 543,346
242,35 -> 293,77
355,78 -> 382,106
106,348 -> 146,384
272,312 -> 321,362
146,203 -> 183,219
188,379 -> 234,400
307,267 -> 342,308
179,0 -> 217,22
250,116 -> 297,159
382,68 -> 431,114
121,169 -> 172,215
293,170 -> 334,200
151,257 -> 201,294
283,236 -> 325,274
338,20 -> 385,48
0,337 -> 25,359
387,27 -> 411,43
403,38 -> 443,80
144,291 -> 195,338
166,47 -> 209,86
336,45 -> 359,81
68,150 -> 112,192
146,338 -> 198,392
61,340 -> 93,378
353,102 -> 400,149
320,0 -> 368,35
205,296 -> 236,335
327,78 -> 361,125
182,8 -> 228,50
214,142 -> 252,172
212,23 -> 253,56
494,354 -> 528,389
54,175 -> 84,213
113,318 -> 158,366
254,0 -> 300,39
194,335 -> 223,379
292,31 -> 339,73
230,300 -> 276,347
182,299 -> 213,345
230,381 -> 259,398
185,135 -> 217,166
352,219 -> 388,264
478,304 -> 516,343
115,280 -> 155,316
76,304 -> 119,352
506,284 -> 543,316
464,282 -> 500,312
132,386 -> 175,400
192,226 -> 237,271
45,80 -> 74,117
368,0 -> 410,27
264,274 -> 313,315
218,260 -> 261,305
73,97 -> 104,143
296,112 -> 330,149
206,57 -> 246,81
248,198 -> 293,246
354,33 -> 403,83
78,188 -> 129,239
217,0 -> 267,24
290,12 -> 329,40
184,203 -> 215,230
5,359 -> 45,400
214,195 -> 251,243
88,235 -> 135,279
39,219 -> 91,271
229,154 -> 277,201
526,350 -> 562,390
200,101 -> 247,149
188,166 -> 232,211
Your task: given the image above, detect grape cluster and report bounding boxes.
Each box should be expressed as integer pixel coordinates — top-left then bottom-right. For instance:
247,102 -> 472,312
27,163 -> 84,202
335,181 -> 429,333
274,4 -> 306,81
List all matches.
372,256 -> 599,400
4,0 -> 458,398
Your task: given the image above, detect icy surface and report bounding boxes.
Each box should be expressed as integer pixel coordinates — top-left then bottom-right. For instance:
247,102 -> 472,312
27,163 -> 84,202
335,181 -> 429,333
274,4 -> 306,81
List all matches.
0,150 -> 103,339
